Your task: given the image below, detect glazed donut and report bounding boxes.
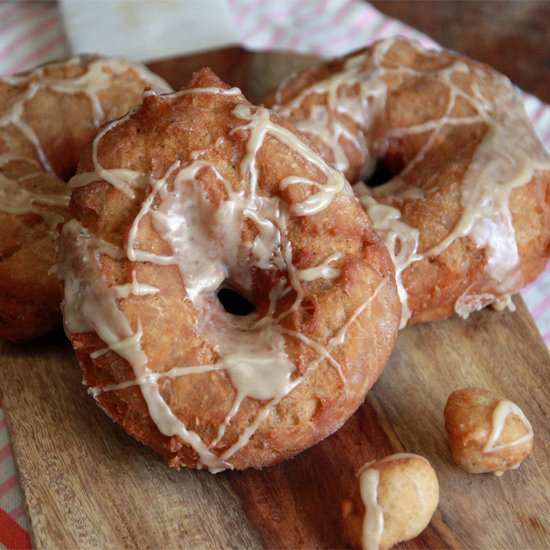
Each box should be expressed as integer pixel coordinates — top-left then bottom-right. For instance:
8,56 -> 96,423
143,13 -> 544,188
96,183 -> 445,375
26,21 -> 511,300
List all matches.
264,37 -> 550,327
0,55 -> 171,341
57,68 -> 400,471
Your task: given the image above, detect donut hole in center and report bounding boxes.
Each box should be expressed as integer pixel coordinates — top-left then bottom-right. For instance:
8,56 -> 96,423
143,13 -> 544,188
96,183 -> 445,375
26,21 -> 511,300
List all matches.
363,154 -> 406,188
217,286 -> 256,316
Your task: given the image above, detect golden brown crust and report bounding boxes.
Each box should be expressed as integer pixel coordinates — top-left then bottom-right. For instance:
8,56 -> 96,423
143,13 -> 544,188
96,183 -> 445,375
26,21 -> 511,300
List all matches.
444,387 -> 534,474
62,68 -> 400,470
265,37 -> 550,325
342,454 -> 439,550
0,56 -> 171,342
0,162 -> 67,342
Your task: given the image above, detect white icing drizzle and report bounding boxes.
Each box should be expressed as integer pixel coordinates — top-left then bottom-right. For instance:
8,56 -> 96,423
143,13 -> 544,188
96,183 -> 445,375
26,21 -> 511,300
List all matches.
329,280 -> 385,346
114,271 -> 160,299
355,187 -> 419,328
3,55 -> 171,128
295,253 -> 341,281
58,85 -> 381,471
483,400 -> 533,454
0,162 -> 69,232
490,295 -> 516,312
0,56 -> 171,224
89,348 -> 109,359
271,37 -> 550,325
360,467 -> 384,550
171,86 -> 242,98
231,103 -> 346,216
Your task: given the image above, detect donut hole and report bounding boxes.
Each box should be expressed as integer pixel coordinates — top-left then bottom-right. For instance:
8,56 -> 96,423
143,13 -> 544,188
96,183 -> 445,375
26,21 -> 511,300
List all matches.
217,286 -> 255,316
365,157 -> 403,187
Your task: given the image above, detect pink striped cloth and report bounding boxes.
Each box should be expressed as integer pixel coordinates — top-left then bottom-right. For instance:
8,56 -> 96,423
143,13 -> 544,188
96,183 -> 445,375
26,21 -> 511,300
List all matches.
0,1 -> 68,76
0,1 -> 549,546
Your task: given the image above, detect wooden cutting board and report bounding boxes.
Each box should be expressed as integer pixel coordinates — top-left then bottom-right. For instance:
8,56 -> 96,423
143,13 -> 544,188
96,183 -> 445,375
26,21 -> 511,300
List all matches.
1,48 -> 549,549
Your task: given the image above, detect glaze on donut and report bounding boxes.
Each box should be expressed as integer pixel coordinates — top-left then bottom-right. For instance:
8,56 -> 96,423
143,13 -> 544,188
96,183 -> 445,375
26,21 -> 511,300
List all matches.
57,69 -> 400,471
264,37 -> 550,327
0,56 -> 171,341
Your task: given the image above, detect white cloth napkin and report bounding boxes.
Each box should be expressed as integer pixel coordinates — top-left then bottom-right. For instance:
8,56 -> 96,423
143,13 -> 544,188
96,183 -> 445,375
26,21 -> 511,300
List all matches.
60,0 -> 240,60
60,0 -> 436,60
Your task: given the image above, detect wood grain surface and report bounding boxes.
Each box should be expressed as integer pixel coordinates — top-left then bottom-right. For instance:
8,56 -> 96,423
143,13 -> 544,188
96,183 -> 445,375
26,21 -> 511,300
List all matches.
1,44 -> 550,550
2,298 -> 549,549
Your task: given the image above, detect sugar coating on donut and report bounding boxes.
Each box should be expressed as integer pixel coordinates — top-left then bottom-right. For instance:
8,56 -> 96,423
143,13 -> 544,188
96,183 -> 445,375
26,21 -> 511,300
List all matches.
57,68 -> 400,471
342,453 -> 439,550
0,56 -> 171,341
444,387 -> 534,475
265,37 -> 550,328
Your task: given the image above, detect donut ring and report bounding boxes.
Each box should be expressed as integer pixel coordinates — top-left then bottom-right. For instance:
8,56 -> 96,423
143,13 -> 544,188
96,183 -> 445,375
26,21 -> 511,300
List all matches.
265,37 -> 550,327
57,68 -> 400,471
0,56 -> 171,341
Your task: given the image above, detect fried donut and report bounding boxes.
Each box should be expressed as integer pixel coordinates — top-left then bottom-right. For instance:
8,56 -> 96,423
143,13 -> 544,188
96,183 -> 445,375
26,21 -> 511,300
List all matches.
444,387 -> 534,475
0,56 -> 171,341
265,37 -> 550,327
342,453 -> 439,550
57,68 -> 400,471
